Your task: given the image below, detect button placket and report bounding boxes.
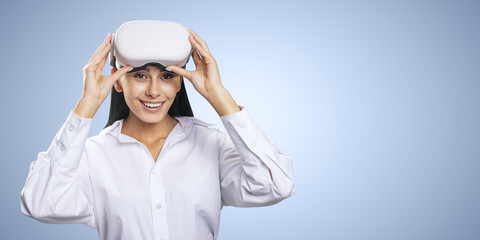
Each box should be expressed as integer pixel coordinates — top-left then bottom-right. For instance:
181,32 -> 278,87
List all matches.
149,167 -> 170,239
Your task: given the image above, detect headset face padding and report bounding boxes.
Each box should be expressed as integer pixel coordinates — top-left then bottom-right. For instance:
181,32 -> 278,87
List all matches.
110,20 -> 192,69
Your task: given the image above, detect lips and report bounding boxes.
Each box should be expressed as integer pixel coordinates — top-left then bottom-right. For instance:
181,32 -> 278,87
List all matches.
138,99 -> 165,113
139,100 -> 164,104
139,100 -> 164,108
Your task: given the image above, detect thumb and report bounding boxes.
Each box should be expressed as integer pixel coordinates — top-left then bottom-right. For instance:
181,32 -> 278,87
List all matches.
109,65 -> 133,83
167,65 -> 192,80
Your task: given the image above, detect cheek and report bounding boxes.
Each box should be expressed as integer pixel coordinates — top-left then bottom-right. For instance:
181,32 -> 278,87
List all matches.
123,81 -> 145,97
170,78 -> 182,94
162,83 -> 179,97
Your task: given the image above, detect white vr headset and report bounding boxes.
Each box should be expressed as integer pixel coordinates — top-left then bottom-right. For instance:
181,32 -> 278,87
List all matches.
109,20 -> 193,70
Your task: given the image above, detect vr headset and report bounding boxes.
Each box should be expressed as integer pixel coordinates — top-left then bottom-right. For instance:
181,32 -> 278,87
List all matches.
109,20 -> 192,70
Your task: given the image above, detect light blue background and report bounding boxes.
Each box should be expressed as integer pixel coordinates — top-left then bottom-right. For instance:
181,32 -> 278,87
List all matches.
1,0 -> 479,239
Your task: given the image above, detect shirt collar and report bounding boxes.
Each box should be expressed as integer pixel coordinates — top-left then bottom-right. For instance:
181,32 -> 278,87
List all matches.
100,116 -> 217,143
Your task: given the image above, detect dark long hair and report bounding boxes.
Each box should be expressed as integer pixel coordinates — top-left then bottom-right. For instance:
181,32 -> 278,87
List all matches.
104,62 -> 194,129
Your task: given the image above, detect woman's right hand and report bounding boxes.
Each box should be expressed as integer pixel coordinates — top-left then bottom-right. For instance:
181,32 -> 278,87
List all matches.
74,33 -> 132,118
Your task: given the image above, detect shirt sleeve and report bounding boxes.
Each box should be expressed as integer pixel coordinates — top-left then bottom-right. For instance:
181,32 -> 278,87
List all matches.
20,110 -> 97,229
217,105 -> 295,207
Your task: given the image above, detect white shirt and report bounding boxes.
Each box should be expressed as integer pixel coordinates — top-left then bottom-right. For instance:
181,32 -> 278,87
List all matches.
20,105 -> 295,240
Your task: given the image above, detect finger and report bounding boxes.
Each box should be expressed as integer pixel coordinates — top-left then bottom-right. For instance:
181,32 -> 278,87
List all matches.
107,65 -> 133,83
95,43 -> 111,71
189,34 -> 213,61
89,33 -> 112,63
88,38 -> 110,65
187,28 -> 211,54
91,37 -> 111,62
191,48 -> 202,66
92,41 -> 112,66
188,29 -> 210,55
166,65 -> 193,80
191,49 -> 206,72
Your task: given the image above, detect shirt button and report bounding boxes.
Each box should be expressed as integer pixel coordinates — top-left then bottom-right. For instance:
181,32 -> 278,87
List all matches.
156,204 -> 162,209
251,141 -> 256,147
68,125 -> 74,132
59,144 -> 65,151
239,122 -> 246,128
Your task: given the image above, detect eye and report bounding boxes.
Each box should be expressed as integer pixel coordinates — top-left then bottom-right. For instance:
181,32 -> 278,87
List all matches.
134,73 -> 147,79
162,73 -> 175,80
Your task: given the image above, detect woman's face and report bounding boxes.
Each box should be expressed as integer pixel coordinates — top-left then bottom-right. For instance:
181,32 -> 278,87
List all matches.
114,65 -> 182,124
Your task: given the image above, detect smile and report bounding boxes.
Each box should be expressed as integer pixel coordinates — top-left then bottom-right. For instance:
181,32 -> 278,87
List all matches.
140,100 -> 164,108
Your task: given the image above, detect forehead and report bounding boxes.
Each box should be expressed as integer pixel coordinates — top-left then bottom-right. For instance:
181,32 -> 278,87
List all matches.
143,66 -> 164,72
130,63 -> 167,73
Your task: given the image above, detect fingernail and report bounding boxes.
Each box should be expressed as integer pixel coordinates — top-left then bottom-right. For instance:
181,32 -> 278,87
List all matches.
166,67 -> 172,72
127,67 -> 134,72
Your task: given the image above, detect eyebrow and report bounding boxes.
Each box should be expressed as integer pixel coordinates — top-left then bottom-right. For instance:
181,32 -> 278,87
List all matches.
131,67 -> 165,73
138,69 -> 173,73
131,68 -> 177,76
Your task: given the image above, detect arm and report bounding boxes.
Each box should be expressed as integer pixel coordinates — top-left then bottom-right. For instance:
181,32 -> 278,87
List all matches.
208,86 -> 295,207
166,28 -> 294,207
20,110 -> 96,229
217,105 -> 295,207
20,33 -> 131,228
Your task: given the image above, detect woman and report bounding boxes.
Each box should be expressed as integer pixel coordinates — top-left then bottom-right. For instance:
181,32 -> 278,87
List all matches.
20,27 -> 294,240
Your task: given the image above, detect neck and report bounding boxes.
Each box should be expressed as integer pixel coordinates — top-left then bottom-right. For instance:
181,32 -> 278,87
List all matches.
121,112 -> 179,144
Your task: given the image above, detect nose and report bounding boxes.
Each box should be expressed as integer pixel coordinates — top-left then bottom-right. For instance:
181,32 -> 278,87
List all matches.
146,80 -> 161,98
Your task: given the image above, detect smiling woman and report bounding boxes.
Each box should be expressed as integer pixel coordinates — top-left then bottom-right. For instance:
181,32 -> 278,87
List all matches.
20,20 -> 294,240
105,62 -> 194,129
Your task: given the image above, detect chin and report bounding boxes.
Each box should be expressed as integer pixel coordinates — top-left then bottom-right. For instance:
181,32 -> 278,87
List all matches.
140,114 -> 166,124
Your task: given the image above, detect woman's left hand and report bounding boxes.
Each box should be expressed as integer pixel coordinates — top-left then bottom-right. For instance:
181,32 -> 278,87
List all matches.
166,28 -> 225,101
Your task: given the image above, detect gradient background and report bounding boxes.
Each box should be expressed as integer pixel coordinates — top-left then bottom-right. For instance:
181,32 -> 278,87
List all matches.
1,0 -> 479,239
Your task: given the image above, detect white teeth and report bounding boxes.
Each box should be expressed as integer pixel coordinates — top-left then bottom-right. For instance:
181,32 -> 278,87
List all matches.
142,101 -> 163,108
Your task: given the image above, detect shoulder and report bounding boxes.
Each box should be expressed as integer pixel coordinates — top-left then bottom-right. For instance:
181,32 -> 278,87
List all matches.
192,117 -> 217,129
84,122 -> 119,148
189,117 -> 232,148
175,115 -> 218,130
85,132 -> 109,150
177,116 -> 223,141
